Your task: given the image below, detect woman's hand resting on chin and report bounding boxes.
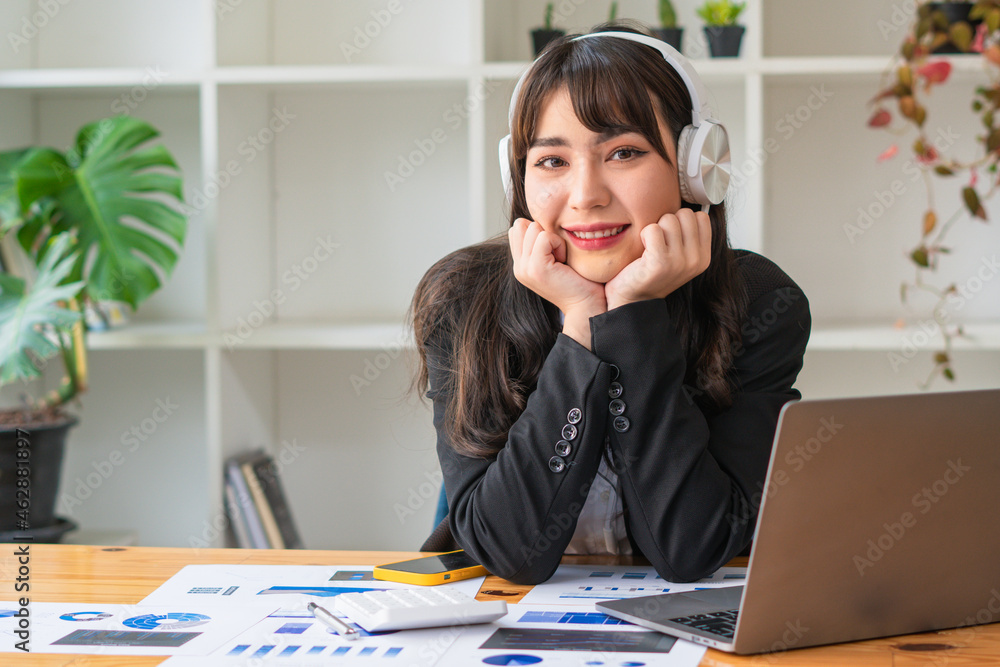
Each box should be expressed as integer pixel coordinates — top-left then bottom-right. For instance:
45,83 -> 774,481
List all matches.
605,209 -> 712,310
509,218 -> 606,350
509,210 -> 711,349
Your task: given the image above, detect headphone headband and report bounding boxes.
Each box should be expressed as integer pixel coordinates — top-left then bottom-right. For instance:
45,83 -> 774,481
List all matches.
506,31 -> 720,135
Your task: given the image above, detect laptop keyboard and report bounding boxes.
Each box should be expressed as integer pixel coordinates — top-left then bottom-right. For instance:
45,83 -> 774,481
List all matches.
668,609 -> 739,639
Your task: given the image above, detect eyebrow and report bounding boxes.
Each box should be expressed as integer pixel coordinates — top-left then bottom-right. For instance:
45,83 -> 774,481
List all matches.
529,127 -> 639,150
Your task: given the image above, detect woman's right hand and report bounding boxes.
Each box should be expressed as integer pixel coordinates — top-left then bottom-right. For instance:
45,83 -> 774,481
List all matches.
509,218 -> 606,349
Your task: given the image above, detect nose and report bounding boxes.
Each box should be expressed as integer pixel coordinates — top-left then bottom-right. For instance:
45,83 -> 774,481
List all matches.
567,160 -> 610,211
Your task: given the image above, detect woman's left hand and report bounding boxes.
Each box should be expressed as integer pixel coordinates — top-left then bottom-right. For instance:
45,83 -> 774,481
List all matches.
605,209 -> 712,310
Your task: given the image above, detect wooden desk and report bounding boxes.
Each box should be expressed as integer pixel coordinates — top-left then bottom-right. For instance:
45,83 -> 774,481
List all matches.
5,544 -> 999,665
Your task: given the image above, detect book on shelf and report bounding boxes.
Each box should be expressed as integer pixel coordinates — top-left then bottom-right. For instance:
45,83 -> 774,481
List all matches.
249,454 -> 304,550
223,449 -> 303,549
224,452 -> 269,549
223,482 -> 252,549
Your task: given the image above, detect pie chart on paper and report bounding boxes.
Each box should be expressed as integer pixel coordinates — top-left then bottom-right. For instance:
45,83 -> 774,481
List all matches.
482,656 -> 543,665
123,612 -> 211,630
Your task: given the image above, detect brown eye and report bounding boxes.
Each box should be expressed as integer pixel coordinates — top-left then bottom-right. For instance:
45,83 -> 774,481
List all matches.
534,156 -> 566,169
611,148 -> 648,161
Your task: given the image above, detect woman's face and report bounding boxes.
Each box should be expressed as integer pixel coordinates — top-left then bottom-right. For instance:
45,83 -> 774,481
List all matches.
524,86 -> 683,284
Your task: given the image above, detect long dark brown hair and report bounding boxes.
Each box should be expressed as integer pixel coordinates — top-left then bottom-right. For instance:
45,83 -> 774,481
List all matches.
409,22 -> 745,458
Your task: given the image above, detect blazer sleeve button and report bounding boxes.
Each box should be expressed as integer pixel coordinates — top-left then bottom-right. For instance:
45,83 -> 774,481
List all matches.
548,456 -> 567,473
609,399 -> 626,416
608,382 -> 623,398
613,416 -> 630,433
567,408 -> 583,424
555,440 -> 572,457
561,424 -> 578,440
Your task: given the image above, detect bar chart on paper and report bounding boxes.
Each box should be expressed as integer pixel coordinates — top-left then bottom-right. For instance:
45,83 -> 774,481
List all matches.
225,643 -> 405,658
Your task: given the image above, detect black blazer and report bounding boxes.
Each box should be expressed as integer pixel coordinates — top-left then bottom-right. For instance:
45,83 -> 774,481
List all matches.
420,250 -> 811,585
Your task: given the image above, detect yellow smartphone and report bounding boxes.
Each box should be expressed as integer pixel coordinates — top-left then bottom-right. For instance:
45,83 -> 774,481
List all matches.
372,550 -> 488,586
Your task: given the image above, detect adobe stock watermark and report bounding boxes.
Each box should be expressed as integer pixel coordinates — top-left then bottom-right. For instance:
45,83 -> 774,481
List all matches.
725,414 -> 843,532
46,72 -> 173,182
57,397 -> 179,516
943,587 -> 1000,655
887,253 -> 1000,372
215,0 -> 244,21
750,619 -> 811,664
853,458 -> 971,577
878,0 -> 921,41
393,468 -> 444,525
844,125 -> 961,245
189,439 -> 306,549
350,329 -> 411,395
729,85 -> 834,190
223,234 -> 341,350
520,446 -> 640,568
339,0 -> 415,63
180,107 -> 296,216
547,0 -> 588,28
384,79 -> 503,192
7,0 -> 74,54
685,287 -> 803,405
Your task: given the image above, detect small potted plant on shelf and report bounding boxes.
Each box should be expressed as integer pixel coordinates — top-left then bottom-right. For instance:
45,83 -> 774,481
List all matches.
532,2 -> 566,56
654,0 -> 684,52
0,115 -> 187,540
923,1 -> 984,53
697,0 -> 746,58
866,0 -> 1000,386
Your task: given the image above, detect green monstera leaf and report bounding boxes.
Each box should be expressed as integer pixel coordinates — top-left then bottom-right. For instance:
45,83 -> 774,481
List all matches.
0,233 -> 83,385
13,115 -> 187,309
0,149 -> 31,234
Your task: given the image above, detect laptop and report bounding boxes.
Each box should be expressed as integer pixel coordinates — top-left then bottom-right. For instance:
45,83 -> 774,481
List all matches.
597,389 -> 1000,654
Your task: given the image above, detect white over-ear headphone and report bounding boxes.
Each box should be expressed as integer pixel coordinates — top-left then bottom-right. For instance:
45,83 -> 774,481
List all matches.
498,30 -> 731,210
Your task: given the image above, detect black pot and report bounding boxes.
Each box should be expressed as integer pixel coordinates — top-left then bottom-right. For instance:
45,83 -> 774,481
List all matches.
0,416 -> 76,532
532,28 -> 566,57
653,27 -> 684,52
927,2 -> 981,54
704,24 -> 745,58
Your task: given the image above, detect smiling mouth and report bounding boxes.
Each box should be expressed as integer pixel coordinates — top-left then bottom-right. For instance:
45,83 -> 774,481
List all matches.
568,225 -> 627,240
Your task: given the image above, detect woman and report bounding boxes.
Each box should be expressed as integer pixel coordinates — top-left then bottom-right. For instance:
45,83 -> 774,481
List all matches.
408,23 -> 810,585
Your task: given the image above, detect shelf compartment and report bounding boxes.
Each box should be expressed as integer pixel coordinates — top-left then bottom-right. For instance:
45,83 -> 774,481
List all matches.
762,79 -> 1000,324
3,88 -> 208,325
1,0 -> 210,70
483,0 -> 728,63
217,0 -> 474,67
799,349 -> 1000,399
763,0 -> 900,58
215,84 -> 473,330
273,350 -> 439,550
58,350 -> 208,547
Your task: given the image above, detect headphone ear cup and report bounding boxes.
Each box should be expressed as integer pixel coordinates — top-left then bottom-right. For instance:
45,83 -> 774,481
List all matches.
675,125 -> 701,206
676,122 -> 731,206
499,134 -> 513,204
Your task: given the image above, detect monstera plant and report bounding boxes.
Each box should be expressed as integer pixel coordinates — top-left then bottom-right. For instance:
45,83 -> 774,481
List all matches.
0,115 -> 187,536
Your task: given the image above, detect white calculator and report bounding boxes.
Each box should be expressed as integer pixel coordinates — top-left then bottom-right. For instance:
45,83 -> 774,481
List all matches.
332,587 -> 507,632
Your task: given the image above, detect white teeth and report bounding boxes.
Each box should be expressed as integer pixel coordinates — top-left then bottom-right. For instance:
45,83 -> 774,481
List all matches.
569,225 -> 625,240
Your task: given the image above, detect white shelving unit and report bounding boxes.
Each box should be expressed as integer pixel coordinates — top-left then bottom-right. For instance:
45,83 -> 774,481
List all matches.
2,0 -> 998,549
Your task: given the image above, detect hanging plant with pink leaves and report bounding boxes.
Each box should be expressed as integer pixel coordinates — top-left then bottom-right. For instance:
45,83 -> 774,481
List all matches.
867,1 -> 1000,387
